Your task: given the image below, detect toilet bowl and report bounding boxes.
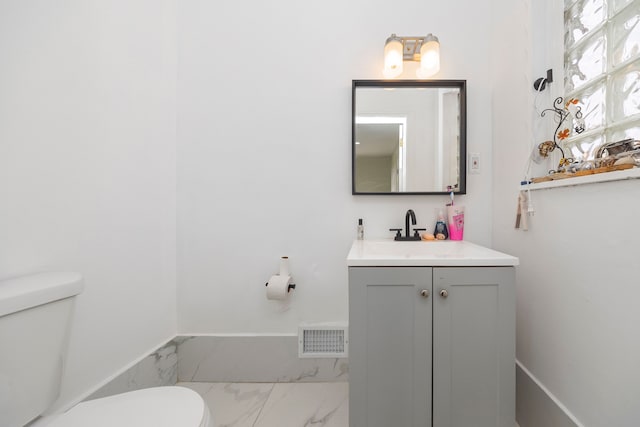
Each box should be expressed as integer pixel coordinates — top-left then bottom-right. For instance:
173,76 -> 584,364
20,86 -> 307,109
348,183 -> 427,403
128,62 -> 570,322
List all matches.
0,272 -> 211,427
38,386 -> 211,427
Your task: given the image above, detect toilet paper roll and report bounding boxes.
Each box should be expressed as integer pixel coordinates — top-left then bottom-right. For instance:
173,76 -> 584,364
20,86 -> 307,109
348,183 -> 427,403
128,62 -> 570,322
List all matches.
266,275 -> 291,300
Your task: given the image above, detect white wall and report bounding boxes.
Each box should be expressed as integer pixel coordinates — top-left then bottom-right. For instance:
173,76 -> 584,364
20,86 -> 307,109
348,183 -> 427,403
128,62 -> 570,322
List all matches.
0,0 -> 178,409
491,0 -> 640,425
0,0 -> 501,409
176,0 -> 495,334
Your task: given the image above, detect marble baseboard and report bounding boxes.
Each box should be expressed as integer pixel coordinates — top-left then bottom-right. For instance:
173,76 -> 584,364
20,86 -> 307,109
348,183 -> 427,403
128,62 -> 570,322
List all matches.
87,338 -> 179,401
177,335 -> 348,383
85,335 -> 347,401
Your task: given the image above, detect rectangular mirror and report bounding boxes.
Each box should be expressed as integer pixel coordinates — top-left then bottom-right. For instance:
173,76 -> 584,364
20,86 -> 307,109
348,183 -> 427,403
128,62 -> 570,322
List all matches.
352,80 -> 466,195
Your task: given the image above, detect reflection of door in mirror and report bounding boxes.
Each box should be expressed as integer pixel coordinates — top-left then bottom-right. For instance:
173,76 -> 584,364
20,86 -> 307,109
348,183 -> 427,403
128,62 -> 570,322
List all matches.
352,80 -> 466,195
355,117 -> 406,192
440,90 -> 460,191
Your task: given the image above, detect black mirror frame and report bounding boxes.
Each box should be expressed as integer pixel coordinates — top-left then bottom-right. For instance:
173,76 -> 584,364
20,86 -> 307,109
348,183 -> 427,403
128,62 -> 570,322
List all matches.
352,79 -> 467,195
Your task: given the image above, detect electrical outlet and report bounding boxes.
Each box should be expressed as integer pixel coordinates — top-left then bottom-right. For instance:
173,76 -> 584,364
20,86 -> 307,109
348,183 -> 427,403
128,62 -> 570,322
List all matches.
469,153 -> 480,174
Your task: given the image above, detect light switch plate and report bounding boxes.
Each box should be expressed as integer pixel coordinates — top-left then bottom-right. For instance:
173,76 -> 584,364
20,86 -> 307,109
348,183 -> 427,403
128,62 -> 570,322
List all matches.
469,153 -> 480,174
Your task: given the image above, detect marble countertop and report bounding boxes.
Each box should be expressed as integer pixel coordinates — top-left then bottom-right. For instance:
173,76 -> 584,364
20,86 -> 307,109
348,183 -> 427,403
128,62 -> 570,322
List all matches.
347,239 -> 519,267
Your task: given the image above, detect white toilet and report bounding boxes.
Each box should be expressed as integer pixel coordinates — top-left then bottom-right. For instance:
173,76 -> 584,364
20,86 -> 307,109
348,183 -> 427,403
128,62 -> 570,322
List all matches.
0,272 -> 212,427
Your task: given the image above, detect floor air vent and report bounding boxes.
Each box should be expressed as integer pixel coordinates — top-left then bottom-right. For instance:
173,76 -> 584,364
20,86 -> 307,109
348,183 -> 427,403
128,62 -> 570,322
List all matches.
298,325 -> 348,358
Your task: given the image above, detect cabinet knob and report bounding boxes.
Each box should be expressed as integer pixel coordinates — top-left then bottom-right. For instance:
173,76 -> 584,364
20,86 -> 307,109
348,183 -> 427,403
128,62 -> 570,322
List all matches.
420,289 -> 430,298
439,289 -> 449,298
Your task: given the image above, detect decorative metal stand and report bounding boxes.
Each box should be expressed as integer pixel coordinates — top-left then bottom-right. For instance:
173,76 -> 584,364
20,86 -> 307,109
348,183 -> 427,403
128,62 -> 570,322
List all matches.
538,96 -> 584,167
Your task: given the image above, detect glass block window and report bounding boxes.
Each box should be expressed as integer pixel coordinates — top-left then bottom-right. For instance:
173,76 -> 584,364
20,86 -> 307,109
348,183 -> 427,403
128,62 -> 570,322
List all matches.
563,0 -> 640,160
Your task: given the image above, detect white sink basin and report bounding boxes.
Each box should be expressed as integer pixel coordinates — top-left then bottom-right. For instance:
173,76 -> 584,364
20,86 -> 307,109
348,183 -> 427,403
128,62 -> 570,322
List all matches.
347,239 -> 519,267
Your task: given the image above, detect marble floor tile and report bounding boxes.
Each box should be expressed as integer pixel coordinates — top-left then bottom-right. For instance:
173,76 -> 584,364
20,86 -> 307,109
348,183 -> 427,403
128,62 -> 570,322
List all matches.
178,382 -> 275,427
179,382 -> 348,427
180,382 -> 516,427
253,382 -> 348,427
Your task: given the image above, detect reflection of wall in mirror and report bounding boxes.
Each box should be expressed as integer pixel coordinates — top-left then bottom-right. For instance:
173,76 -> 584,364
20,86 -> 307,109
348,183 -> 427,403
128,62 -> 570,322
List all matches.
404,91 -> 438,192
391,143 -> 399,192
355,156 -> 393,192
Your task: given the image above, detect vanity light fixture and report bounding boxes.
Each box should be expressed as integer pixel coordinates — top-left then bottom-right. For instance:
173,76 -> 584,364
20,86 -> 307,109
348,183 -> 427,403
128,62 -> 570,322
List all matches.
383,33 -> 440,79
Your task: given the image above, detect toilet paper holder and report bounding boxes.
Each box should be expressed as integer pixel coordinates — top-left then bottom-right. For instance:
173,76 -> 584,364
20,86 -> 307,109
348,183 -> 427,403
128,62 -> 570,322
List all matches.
265,256 -> 296,293
264,282 -> 296,292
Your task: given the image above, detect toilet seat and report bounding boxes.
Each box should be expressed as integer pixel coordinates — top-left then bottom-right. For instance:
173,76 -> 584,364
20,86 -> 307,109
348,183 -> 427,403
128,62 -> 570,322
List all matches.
43,386 -> 211,427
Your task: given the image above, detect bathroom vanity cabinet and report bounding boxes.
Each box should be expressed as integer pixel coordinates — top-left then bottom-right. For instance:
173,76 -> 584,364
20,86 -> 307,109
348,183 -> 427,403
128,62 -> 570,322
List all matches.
347,240 -> 518,427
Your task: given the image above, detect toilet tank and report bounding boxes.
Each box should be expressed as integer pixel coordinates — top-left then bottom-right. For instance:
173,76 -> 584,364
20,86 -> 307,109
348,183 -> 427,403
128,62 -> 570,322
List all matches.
0,272 -> 83,427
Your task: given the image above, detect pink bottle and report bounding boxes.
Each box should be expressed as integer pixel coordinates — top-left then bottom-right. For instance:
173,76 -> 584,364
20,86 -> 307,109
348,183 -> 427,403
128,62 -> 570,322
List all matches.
447,205 -> 465,240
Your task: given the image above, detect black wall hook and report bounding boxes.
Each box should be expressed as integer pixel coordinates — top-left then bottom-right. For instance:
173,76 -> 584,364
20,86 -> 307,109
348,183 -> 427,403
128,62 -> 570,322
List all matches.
533,69 -> 554,91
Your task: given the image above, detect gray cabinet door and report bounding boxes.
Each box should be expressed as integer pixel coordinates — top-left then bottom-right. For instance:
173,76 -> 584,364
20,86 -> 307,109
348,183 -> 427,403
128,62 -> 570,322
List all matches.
432,267 -> 515,427
349,267 -> 432,427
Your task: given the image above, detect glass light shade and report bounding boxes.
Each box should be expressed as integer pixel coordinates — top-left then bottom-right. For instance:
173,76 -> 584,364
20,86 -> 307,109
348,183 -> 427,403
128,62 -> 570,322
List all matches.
417,37 -> 440,78
383,36 -> 403,78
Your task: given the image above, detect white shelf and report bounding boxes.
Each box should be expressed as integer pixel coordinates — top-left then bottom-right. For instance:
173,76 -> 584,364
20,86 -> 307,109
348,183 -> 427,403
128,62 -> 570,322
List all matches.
525,167 -> 640,191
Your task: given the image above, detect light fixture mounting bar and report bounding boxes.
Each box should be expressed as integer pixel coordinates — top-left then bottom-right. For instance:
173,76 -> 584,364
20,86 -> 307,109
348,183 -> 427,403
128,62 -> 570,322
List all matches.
399,36 -> 425,61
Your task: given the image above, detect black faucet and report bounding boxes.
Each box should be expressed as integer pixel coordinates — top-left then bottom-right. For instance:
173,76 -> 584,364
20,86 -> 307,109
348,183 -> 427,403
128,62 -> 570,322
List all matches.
405,209 -> 416,238
389,209 -> 425,241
